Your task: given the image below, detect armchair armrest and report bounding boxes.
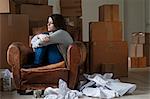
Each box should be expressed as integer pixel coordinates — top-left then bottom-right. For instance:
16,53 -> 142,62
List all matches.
7,42 -> 33,67
7,42 -> 33,89
67,41 -> 87,89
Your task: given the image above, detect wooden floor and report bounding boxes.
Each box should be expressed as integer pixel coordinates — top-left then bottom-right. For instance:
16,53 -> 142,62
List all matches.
0,67 -> 150,99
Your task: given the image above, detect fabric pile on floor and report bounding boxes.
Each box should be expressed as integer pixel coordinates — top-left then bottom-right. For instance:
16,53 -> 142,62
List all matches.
43,79 -> 82,99
80,73 -> 136,98
43,73 -> 136,99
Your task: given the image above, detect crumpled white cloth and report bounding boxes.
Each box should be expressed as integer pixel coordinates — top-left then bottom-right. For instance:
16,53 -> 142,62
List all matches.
80,73 -> 136,98
43,79 -> 83,99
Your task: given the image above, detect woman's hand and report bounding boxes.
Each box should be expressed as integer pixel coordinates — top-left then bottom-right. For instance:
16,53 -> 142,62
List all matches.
38,34 -> 50,43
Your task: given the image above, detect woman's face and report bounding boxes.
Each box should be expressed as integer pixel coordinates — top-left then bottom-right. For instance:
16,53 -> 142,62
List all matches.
47,17 -> 56,32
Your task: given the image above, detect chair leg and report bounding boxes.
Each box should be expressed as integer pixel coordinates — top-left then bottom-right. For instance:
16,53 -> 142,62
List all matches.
17,89 -> 33,95
17,90 -> 26,95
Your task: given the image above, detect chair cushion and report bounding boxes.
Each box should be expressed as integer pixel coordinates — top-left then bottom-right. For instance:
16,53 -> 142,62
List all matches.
21,61 -> 65,72
20,61 -> 69,84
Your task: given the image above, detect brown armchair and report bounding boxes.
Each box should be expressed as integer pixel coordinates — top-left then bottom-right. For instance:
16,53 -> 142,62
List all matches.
7,41 -> 86,94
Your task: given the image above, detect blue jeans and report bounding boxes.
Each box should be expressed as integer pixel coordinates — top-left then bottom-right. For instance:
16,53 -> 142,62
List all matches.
34,44 -> 63,65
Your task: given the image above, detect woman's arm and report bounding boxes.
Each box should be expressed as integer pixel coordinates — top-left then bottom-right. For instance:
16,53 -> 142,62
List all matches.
31,30 -> 73,47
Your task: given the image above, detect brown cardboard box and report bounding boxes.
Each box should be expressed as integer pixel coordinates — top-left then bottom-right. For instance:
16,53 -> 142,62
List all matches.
29,20 -> 47,35
0,14 -> 29,69
138,57 -> 146,67
14,0 -> 48,5
19,4 -> 52,35
90,22 -> 122,42
131,32 -> 145,44
60,0 -> 82,16
99,4 -> 119,21
90,41 -> 128,77
130,57 -> 146,68
60,0 -> 81,7
61,7 -> 82,16
0,0 -> 16,13
130,57 -> 138,68
131,32 -> 150,44
65,16 -> 82,28
129,44 -> 143,57
144,44 -> 150,66
100,64 -> 114,74
65,16 -> 82,41
20,4 -> 53,21
67,26 -> 82,41
32,25 -> 47,35
145,33 -> 150,44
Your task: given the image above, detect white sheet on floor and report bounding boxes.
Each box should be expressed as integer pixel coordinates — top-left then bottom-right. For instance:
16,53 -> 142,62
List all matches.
43,73 -> 136,99
43,79 -> 82,99
81,73 -> 136,98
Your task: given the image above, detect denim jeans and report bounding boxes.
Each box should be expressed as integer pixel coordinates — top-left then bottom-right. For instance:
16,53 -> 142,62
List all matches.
34,44 -> 63,65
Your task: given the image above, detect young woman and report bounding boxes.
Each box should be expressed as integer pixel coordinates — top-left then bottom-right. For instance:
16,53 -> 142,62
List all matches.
24,14 -> 73,68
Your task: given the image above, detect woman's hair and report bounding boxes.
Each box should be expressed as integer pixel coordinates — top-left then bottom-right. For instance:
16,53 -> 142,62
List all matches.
49,14 -> 67,30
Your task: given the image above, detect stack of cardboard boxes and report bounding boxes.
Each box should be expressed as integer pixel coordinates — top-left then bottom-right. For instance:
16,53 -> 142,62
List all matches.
13,0 -> 52,35
60,0 -> 82,41
0,0 -> 52,69
89,4 -> 128,77
129,32 -> 150,67
0,0 -> 28,69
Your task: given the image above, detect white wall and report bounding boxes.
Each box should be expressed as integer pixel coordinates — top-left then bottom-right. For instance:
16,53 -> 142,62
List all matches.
124,0 -> 146,43
48,0 -> 60,14
145,0 -> 150,32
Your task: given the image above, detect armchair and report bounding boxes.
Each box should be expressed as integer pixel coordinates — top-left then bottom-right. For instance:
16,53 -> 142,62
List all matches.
7,41 -> 86,94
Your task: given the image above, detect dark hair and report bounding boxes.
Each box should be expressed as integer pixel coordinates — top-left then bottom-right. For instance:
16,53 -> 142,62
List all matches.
49,14 -> 67,30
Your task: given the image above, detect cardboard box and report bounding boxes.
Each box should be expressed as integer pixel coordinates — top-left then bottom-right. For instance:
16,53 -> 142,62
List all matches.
130,57 -> 147,68
60,0 -> 82,16
138,57 -> 146,67
100,63 -> 114,74
20,4 -> 53,21
145,33 -> 150,44
0,14 -> 29,69
32,25 -> 47,35
61,7 -> 82,16
129,57 -> 138,68
144,44 -> 150,66
90,22 -> 122,42
29,20 -> 47,35
65,16 -> 82,28
90,41 -> 128,77
60,0 -> 81,7
129,44 -> 144,57
65,16 -> 82,41
14,0 -> 48,5
131,32 -> 150,44
99,4 -> 119,21
131,32 -> 145,44
0,0 -> 16,13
